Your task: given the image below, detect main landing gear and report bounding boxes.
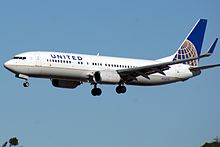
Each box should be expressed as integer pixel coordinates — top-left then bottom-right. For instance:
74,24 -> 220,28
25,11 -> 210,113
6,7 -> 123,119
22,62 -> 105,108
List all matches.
16,74 -> 30,88
91,84 -> 102,96
91,84 -> 127,96
116,85 -> 126,94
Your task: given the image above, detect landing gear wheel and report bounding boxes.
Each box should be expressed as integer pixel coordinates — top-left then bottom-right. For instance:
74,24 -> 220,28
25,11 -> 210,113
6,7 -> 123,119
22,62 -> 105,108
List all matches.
91,88 -> 102,96
116,85 -> 126,94
91,88 -> 96,96
23,81 -> 29,87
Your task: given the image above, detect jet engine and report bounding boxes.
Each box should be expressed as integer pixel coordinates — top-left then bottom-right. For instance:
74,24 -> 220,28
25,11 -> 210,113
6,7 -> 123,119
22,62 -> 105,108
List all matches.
94,70 -> 121,84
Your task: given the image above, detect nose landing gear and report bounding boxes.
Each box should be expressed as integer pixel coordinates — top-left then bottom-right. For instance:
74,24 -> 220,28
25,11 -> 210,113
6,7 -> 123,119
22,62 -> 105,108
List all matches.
16,74 -> 30,88
23,81 -> 30,87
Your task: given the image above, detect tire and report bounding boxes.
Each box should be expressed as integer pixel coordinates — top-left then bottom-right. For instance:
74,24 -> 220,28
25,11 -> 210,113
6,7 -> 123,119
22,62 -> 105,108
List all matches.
116,86 -> 121,94
23,82 -> 29,87
91,88 -> 102,96
96,88 -> 102,96
91,88 -> 97,96
116,85 -> 126,94
120,86 -> 126,93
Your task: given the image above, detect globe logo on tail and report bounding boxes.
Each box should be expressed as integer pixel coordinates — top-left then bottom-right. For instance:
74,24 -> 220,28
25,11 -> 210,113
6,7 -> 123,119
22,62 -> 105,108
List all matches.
173,40 -> 198,66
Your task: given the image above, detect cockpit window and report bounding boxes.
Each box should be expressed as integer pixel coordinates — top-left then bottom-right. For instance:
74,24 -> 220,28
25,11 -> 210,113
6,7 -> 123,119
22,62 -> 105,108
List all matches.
13,56 -> 26,60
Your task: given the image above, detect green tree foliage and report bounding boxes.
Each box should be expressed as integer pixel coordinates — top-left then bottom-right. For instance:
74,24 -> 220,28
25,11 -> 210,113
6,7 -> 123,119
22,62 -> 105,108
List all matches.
201,141 -> 220,147
1,137 -> 19,147
9,137 -> 18,146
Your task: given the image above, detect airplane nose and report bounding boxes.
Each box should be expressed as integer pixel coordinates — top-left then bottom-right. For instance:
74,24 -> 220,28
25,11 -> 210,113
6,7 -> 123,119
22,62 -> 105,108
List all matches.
4,60 -> 13,70
4,61 -> 9,69
4,60 -> 21,74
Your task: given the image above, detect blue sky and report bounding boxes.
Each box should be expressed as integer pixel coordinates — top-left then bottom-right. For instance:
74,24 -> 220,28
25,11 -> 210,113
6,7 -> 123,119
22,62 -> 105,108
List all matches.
0,0 -> 220,147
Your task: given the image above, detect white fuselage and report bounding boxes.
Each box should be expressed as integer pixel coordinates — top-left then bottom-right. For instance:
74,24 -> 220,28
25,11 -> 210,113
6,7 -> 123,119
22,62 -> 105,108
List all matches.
4,51 -> 198,86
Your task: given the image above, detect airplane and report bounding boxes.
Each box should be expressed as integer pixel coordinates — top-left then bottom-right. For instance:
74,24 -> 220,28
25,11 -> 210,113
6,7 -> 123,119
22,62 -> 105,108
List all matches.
3,19 -> 220,96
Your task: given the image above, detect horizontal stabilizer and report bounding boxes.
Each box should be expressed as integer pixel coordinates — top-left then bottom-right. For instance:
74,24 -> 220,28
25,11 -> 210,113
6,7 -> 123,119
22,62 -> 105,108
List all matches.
189,38 -> 220,71
190,64 -> 220,71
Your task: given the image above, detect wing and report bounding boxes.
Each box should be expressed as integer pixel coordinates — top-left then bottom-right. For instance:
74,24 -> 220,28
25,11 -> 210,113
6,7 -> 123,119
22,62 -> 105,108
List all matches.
117,38 -> 218,82
117,53 -> 210,81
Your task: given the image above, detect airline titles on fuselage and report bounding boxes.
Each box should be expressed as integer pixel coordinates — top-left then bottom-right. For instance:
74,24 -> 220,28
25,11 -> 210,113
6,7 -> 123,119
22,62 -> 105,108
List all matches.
50,54 -> 83,61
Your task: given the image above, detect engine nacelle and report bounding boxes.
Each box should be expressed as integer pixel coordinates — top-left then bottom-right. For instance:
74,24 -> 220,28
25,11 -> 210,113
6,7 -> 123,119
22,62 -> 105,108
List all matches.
94,70 -> 121,84
52,79 -> 81,89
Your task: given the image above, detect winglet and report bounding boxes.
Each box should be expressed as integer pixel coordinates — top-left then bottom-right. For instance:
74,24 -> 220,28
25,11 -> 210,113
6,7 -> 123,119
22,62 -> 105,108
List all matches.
208,38 -> 218,54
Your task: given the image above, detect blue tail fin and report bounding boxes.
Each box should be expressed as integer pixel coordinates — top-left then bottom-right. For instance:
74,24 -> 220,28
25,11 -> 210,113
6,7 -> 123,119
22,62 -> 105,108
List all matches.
173,19 -> 207,66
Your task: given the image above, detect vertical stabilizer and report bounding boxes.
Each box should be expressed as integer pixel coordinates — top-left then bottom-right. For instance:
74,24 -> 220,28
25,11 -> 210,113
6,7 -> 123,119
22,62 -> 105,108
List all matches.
173,19 -> 207,66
